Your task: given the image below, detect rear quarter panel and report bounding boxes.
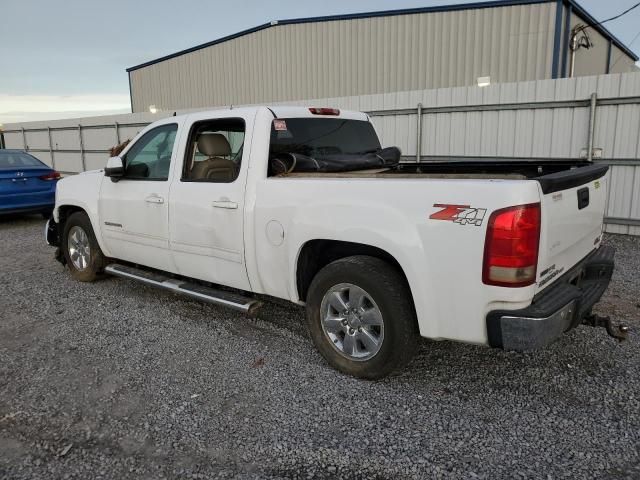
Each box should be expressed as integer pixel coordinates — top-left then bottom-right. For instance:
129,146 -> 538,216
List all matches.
250,176 -> 542,345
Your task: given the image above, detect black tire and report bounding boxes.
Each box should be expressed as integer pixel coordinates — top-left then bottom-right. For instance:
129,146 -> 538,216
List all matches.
41,209 -> 53,219
306,255 -> 419,379
62,211 -> 106,282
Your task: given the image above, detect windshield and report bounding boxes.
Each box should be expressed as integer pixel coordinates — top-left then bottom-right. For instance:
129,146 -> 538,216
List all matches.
269,118 -> 380,158
0,151 -> 45,169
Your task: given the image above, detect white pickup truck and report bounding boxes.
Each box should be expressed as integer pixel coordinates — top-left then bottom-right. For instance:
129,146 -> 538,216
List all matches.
46,106 -> 624,379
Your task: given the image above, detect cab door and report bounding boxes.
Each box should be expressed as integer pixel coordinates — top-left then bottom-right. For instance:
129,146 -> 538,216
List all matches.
168,111 -> 253,291
99,121 -> 180,272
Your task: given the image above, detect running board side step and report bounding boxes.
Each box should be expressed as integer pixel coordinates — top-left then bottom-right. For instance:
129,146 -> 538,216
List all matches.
104,264 -> 262,316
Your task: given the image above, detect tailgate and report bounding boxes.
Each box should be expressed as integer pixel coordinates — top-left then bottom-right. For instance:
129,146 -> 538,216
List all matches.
536,164 -> 609,293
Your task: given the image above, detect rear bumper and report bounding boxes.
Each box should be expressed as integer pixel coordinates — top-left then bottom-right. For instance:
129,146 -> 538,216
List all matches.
0,191 -> 55,215
0,204 -> 54,215
486,245 -> 614,350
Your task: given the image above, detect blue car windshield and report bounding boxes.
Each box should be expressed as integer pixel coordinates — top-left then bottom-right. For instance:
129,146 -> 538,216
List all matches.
0,152 -> 45,168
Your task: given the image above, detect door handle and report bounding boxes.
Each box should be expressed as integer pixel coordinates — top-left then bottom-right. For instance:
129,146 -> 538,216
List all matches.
145,195 -> 165,204
212,200 -> 238,209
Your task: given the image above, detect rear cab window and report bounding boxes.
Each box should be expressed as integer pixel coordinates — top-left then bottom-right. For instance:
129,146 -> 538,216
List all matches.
267,118 -> 383,176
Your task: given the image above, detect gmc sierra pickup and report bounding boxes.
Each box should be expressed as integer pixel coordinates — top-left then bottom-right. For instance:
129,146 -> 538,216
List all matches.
45,106 -> 624,378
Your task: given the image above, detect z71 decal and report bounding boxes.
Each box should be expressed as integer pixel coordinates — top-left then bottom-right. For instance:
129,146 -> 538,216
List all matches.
429,204 -> 487,227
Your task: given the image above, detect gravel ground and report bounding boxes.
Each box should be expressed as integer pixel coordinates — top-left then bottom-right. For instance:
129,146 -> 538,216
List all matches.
1,216 -> 639,480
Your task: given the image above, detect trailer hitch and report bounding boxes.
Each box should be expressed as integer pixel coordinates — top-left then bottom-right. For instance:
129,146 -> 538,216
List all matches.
583,314 -> 630,342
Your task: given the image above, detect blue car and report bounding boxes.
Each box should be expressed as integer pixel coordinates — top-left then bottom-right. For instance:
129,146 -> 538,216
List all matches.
0,149 -> 60,217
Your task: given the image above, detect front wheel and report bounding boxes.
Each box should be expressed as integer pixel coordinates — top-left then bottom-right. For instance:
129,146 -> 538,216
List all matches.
62,212 -> 106,282
306,256 -> 419,379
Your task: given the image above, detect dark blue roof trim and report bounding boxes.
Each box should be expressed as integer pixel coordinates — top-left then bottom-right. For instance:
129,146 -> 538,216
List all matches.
551,0 -> 564,78
126,0 -> 637,72
560,2 -> 573,77
275,0 -> 543,25
127,22 -> 273,72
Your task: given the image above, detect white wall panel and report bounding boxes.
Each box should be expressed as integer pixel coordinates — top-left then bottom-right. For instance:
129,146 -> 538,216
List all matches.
24,130 -> 49,150
82,128 -> 119,151
85,152 -> 109,171
50,130 -> 80,151
53,153 -> 82,174
3,132 -> 23,149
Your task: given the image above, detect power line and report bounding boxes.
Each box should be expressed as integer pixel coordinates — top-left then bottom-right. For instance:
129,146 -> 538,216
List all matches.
571,1 -> 640,59
594,1 -> 640,27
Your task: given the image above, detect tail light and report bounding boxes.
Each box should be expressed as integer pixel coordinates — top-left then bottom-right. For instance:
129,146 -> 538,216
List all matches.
39,171 -> 61,181
483,203 -> 541,287
309,107 -> 340,116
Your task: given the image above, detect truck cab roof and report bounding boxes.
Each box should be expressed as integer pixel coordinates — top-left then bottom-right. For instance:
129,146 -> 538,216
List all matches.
174,106 -> 369,122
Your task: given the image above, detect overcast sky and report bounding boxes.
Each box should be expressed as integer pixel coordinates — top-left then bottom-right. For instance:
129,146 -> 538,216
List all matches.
1,0 -> 639,124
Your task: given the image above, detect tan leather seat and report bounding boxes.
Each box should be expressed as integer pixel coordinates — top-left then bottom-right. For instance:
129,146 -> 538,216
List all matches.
191,133 -> 236,182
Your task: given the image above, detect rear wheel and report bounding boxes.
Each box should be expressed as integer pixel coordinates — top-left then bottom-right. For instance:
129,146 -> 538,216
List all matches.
62,212 -> 106,282
306,255 -> 419,379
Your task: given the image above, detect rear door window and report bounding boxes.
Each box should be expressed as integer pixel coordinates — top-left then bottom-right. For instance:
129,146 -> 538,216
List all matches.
182,118 -> 245,183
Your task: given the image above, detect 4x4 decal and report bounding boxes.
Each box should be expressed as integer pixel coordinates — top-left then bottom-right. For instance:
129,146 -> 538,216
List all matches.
430,204 -> 487,227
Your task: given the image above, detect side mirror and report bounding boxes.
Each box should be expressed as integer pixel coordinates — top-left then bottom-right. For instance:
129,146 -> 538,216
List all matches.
104,156 -> 124,182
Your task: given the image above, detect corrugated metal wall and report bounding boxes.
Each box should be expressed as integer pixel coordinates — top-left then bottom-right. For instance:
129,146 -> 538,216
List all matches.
129,2 -> 558,112
568,11 -> 611,77
610,45 -> 639,75
4,72 -> 640,235
282,72 -> 640,235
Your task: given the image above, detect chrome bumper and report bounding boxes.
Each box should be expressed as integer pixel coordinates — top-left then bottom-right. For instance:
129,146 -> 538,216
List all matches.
495,300 -> 577,351
487,245 -> 615,351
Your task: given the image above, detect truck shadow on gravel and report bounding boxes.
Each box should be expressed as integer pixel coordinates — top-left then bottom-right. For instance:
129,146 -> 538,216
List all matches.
95,266 -> 635,393
393,328 -> 634,402
0,214 -> 46,224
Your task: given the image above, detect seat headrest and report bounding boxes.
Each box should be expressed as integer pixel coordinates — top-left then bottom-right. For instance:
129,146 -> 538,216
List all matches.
197,133 -> 231,157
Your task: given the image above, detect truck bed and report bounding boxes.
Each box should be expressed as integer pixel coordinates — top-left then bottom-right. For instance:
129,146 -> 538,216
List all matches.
277,160 -> 608,194
282,169 -> 527,180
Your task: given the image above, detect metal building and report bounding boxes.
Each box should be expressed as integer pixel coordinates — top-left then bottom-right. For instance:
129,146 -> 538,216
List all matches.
130,1 -> 637,112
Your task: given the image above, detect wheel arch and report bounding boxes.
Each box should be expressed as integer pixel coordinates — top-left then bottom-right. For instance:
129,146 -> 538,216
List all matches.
57,204 -> 86,225
295,239 -> 413,304
56,203 -> 110,256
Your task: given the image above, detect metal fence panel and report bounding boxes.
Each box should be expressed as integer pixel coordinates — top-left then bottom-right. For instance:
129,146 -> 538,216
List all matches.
24,130 -> 50,151
3,72 -> 640,234
81,128 -> 118,151
50,129 -> 80,151
53,153 -> 83,174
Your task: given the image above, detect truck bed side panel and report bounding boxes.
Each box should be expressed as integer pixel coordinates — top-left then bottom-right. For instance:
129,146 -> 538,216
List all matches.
252,177 -> 541,345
